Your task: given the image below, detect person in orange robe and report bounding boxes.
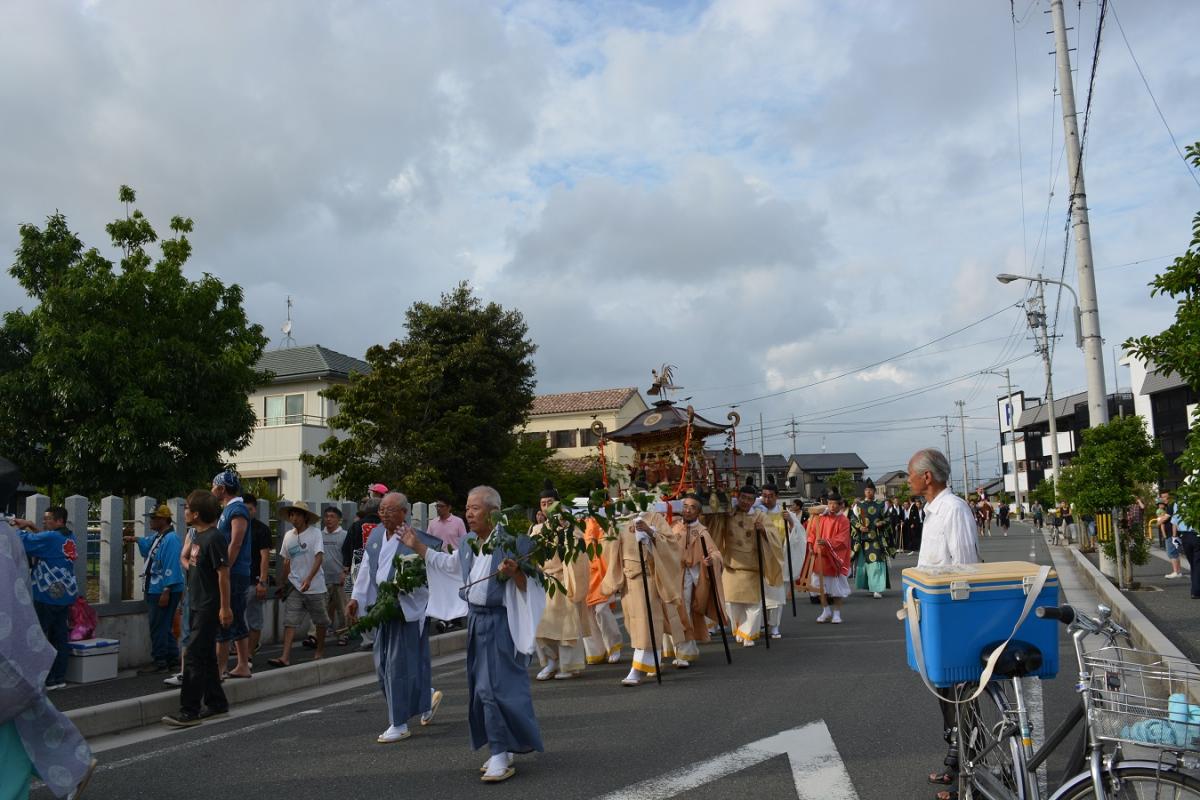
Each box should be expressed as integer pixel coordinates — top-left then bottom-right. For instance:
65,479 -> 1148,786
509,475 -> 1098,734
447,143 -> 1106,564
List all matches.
581,514 -> 623,665
807,492 -> 852,624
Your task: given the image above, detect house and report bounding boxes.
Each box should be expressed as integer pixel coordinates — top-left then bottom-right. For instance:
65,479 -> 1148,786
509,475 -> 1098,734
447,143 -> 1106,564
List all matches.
524,387 -> 649,475
1122,355 -> 1198,491
786,453 -> 869,499
875,469 -> 909,497
230,345 -> 369,501
705,451 -> 791,490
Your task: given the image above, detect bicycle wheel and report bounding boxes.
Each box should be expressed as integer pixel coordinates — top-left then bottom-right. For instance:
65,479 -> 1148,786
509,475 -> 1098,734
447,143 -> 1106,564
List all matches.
1054,765 -> 1200,799
958,682 -> 1025,799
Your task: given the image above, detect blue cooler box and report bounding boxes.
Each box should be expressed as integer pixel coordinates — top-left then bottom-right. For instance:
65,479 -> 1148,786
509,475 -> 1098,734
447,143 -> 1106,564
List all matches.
903,561 -> 1059,686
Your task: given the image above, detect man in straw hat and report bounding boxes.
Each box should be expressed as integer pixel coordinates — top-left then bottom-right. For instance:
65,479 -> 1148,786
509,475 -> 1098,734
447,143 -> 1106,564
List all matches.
124,504 -> 186,673
269,500 -> 331,667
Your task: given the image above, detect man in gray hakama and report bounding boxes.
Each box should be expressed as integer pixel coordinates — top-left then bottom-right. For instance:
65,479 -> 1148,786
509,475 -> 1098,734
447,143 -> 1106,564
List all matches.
405,484 -> 545,784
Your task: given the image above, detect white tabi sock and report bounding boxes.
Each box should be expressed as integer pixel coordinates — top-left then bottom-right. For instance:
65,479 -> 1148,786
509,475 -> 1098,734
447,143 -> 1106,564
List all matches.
485,753 -> 513,775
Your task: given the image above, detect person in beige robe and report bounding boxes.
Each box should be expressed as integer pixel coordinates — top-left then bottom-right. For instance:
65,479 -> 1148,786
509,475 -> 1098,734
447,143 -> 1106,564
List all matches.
710,482 -> 783,646
676,495 -> 724,648
601,509 -> 669,686
532,483 -> 591,680
640,508 -> 694,668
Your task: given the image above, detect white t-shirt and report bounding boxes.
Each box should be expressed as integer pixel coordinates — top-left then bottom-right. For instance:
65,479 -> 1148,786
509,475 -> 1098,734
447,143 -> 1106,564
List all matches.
280,526 -> 326,594
917,488 -> 981,568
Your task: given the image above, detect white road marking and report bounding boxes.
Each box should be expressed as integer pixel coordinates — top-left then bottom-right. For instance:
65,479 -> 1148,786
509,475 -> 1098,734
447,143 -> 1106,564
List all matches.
594,720 -> 859,800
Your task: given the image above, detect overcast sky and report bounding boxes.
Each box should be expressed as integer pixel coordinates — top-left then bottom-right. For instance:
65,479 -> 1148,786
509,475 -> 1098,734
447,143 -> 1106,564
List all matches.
3,0 -> 1198,483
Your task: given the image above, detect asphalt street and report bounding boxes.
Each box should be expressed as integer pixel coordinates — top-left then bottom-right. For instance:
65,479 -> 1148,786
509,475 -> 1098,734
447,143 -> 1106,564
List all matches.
46,522 -> 1082,800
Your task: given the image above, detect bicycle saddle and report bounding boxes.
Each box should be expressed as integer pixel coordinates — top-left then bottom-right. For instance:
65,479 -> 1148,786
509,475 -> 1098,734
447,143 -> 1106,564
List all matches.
979,640 -> 1043,678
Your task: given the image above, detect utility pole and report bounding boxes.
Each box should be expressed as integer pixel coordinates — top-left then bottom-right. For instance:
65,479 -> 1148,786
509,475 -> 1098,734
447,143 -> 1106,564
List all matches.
1028,287 -> 1062,486
942,416 -> 953,487
974,440 -> 981,492
1050,0 -> 1108,427
992,367 -> 1025,515
786,416 -> 798,459
956,400 -> 969,496
758,412 -> 767,488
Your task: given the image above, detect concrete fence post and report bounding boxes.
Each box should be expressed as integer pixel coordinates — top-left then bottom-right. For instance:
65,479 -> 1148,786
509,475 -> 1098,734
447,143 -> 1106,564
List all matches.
167,498 -> 186,536
64,495 -> 89,600
412,501 -> 429,530
24,493 -> 49,528
340,501 -> 357,527
99,496 -> 124,603
255,498 -> 270,523
131,496 -> 155,601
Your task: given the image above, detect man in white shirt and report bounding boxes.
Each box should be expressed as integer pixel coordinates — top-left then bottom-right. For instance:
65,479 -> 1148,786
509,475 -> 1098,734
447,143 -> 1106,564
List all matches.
907,447 -> 979,796
270,502 -> 330,668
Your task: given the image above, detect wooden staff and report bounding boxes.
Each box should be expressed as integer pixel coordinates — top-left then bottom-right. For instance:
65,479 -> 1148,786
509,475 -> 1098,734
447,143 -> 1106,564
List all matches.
754,524 -> 771,650
699,535 -> 731,665
635,538 -> 663,684
784,515 -> 797,617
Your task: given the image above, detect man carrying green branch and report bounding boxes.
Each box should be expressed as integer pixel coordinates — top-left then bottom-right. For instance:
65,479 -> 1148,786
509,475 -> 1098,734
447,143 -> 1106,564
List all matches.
348,492 -> 458,744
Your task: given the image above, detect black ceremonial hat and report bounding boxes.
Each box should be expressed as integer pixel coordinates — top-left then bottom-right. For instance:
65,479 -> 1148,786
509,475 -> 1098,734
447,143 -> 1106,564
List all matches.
540,479 -> 560,500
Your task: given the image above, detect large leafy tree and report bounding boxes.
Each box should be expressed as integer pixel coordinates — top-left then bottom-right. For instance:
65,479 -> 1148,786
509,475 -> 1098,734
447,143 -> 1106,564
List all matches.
305,282 -> 537,501
0,186 -> 267,498
1126,141 -> 1200,529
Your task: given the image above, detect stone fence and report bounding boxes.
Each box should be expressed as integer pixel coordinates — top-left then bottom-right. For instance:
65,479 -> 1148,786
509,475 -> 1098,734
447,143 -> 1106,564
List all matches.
18,493 -> 444,668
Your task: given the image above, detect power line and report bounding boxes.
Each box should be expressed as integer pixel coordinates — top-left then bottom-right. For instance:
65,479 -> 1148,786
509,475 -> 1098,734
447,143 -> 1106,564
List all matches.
697,304 -> 1020,411
1011,0 -> 1030,270
1108,0 -> 1200,191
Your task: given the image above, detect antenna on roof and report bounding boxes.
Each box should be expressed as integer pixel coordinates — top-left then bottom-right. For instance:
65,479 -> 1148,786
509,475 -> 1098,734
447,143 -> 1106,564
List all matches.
278,295 -> 298,349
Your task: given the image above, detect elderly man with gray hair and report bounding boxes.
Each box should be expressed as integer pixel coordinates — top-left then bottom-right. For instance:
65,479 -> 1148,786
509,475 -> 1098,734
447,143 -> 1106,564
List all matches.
907,447 -> 980,796
402,485 -> 546,784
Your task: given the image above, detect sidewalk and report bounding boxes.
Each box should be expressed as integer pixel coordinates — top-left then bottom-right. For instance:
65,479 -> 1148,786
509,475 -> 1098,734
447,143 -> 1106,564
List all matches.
60,627 -> 468,738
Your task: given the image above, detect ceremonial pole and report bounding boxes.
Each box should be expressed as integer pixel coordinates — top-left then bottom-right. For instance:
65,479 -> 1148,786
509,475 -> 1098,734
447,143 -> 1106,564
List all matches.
784,515 -> 797,617
699,536 -> 732,665
636,539 -> 663,684
754,526 -> 771,650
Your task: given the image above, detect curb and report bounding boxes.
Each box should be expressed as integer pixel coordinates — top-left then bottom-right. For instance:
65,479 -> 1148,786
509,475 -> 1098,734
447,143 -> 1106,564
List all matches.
67,629 -> 468,739
1067,547 -> 1192,663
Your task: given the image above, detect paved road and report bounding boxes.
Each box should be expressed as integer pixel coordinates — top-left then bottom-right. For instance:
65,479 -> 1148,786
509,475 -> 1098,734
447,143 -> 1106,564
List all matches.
47,523 -> 1082,800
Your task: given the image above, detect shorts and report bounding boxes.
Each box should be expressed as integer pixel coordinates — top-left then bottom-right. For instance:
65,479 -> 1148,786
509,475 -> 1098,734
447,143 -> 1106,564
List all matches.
216,573 -> 251,643
244,582 -> 265,631
284,589 -> 331,629
1167,536 -> 1182,559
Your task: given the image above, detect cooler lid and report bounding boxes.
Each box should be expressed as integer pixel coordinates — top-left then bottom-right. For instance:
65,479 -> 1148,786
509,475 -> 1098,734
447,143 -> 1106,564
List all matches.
902,561 -> 1057,589
68,637 -> 120,651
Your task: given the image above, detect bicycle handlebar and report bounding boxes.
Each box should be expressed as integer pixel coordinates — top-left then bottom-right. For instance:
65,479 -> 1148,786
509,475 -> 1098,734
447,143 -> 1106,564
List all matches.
1036,605 -> 1076,625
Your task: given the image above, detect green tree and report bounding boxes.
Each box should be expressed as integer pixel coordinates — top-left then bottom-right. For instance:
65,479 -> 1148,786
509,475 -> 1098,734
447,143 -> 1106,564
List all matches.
1030,476 -> 1056,508
1126,141 -> 1200,529
304,282 -> 536,501
827,468 -> 857,500
0,186 -> 267,498
1057,416 -> 1164,584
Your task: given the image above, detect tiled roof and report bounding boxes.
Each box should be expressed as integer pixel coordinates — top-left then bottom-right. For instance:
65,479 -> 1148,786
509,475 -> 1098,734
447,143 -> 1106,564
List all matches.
1016,390 -> 1087,428
876,469 -> 908,485
788,453 -> 869,471
1141,368 -> 1189,396
256,345 -> 369,384
532,387 -> 640,416
704,450 -> 788,470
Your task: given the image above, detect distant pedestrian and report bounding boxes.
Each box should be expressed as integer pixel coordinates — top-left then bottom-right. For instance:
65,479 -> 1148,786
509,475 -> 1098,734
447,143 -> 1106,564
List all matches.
1159,501 -> 1184,579
997,499 -> 1010,535
427,495 -> 467,551
321,506 -> 349,645
1031,501 -> 1044,532
164,525 -> 198,688
1172,503 -> 1198,599
162,490 -> 231,728
12,506 -> 78,690
269,501 -> 329,667
124,504 -> 185,674
241,492 -> 273,659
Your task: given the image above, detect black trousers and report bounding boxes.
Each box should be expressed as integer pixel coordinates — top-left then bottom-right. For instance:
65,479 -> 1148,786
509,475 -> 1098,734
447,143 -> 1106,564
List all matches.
180,608 -> 228,715
1181,531 -> 1200,598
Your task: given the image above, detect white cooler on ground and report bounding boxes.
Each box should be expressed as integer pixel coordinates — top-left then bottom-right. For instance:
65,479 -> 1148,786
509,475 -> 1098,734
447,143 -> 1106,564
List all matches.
65,638 -> 119,683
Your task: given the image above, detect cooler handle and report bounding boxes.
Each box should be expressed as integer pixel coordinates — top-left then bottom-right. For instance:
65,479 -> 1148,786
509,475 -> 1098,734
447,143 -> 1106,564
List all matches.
900,564 -> 1051,706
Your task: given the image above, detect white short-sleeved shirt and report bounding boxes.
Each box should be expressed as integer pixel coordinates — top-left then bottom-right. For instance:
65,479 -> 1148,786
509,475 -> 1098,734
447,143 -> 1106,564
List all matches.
280,526 -> 326,594
917,488 -> 981,568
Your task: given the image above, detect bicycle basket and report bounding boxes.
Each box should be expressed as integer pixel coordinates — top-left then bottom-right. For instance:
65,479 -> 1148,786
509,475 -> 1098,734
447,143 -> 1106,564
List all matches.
1084,646 -> 1200,753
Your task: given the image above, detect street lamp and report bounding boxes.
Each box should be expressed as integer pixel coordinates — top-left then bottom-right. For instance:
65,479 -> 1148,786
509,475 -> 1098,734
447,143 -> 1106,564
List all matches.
996,274 -> 1082,349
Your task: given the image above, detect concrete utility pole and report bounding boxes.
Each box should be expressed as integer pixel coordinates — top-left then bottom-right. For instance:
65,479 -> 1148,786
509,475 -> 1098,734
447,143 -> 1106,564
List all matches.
758,412 -> 767,488
1028,287 -> 1062,486
786,416 -> 798,458
942,416 -> 953,487
1050,0 -> 1108,427
956,400 -> 969,496
974,441 -> 981,492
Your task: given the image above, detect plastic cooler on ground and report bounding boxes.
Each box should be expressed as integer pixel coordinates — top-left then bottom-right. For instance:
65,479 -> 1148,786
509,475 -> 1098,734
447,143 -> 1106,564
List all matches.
65,637 -> 120,684
903,561 -> 1059,687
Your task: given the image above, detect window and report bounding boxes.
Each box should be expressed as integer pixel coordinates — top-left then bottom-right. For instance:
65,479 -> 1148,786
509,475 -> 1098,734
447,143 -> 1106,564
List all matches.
579,427 -> 599,447
551,429 -> 577,449
521,432 -> 548,446
264,394 -> 304,426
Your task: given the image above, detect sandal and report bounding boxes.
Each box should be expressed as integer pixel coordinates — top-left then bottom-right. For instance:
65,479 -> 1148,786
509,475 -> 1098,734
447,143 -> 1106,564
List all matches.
337,636 -> 349,646
928,771 -> 955,785
267,658 -> 290,668
935,791 -> 957,800
301,635 -> 317,649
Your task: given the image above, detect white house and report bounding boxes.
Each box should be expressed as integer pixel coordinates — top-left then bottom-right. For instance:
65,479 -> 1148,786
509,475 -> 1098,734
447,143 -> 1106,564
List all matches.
230,345 -> 369,500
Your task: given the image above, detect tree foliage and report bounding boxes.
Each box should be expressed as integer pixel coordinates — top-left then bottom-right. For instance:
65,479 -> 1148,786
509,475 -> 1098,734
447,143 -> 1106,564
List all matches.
304,283 -> 536,501
1030,476 -> 1057,508
1126,141 -> 1200,529
0,186 -> 267,498
827,468 -> 857,500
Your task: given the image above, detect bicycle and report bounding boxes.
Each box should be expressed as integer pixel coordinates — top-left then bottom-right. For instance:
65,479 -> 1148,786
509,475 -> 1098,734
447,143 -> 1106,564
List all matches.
951,603 -> 1200,799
